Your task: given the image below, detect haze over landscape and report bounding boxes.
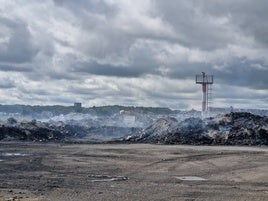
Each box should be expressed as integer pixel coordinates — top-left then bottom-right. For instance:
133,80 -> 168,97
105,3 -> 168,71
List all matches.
1,2 -> 268,201
0,0 -> 268,109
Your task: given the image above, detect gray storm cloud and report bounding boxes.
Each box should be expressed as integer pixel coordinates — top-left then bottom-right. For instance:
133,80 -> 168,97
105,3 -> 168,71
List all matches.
0,17 -> 38,64
0,0 -> 267,109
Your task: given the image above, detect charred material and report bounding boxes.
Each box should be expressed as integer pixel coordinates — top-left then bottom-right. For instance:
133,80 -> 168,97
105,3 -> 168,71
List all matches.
0,118 -> 72,142
0,112 -> 267,145
127,112 -> 268,145
0,118 -> 141,142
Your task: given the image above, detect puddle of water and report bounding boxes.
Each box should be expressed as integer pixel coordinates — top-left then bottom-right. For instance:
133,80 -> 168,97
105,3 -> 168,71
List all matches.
1,153 -> 30,157
175,176 -> 207,181
88,175 -> 128,182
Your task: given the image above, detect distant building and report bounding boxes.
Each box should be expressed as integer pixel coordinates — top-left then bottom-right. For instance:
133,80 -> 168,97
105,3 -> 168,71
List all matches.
74,102 -> 82,112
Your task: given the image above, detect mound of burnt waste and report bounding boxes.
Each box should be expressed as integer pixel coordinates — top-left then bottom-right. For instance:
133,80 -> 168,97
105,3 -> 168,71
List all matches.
0,117 -> 141,142
220,112 -> 268,145
0,118 -> 75,142
126,112 -> 268,145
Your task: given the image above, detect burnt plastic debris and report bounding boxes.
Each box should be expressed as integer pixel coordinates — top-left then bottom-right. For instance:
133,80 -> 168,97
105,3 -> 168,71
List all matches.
126,112 -> 268,146
0,112 -> 267,145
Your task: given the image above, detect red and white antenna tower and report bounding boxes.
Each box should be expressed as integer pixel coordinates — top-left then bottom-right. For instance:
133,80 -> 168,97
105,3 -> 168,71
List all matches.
196,72 -> 214,112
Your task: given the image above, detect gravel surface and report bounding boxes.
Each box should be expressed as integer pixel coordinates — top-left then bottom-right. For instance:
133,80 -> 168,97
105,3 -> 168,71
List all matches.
0,142 -> 267,201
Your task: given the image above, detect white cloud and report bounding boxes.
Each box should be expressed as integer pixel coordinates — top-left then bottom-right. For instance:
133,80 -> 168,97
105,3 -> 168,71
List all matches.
0,0 -> 267,110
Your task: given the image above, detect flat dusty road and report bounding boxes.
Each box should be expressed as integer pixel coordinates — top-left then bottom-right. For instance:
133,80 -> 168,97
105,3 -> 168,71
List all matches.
0,142 -> 267,201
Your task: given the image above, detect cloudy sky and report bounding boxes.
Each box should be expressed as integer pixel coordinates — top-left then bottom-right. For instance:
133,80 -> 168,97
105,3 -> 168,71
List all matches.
0,0 -> 267,110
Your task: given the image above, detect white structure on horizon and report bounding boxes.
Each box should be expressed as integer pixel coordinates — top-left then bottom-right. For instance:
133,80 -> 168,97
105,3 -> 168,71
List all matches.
120,110 -> 136,126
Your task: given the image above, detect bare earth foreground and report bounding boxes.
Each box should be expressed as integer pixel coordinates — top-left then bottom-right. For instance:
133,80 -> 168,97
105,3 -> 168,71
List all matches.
0,142 -> 267,201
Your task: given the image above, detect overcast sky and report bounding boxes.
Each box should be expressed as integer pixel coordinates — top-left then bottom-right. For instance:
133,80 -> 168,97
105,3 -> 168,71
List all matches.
0,0 -> 267,110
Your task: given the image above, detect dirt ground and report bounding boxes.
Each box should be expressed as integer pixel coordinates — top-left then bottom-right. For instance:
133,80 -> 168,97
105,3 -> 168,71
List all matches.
0,142 -> 267,201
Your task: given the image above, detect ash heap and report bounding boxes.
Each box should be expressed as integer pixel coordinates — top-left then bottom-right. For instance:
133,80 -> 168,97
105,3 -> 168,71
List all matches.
0,105 -> 267,145
127,112 -> 268,146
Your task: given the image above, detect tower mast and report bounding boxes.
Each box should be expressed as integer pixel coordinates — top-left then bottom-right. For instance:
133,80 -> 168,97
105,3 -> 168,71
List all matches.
196,72 -> 214,113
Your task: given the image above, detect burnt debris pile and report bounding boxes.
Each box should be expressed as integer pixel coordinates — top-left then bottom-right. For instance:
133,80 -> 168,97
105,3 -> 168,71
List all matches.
0,111 -> 267,145
0,118 -> 77,142
0,117 -> 141,142
221,112 -> 268,145
126,112 -> 268,145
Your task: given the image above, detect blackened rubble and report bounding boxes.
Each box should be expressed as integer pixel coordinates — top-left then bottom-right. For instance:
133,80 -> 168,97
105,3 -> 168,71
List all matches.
126,112 -> 268,145
0,112 -> 267,145
0,117 -> 141,142
0,118 -> 72,142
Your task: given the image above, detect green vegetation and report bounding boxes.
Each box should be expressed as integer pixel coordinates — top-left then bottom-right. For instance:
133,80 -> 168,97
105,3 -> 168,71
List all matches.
0,104 -> 180,116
